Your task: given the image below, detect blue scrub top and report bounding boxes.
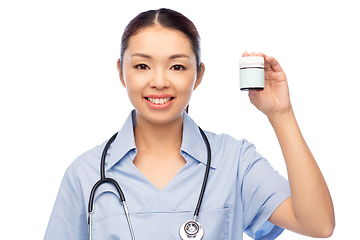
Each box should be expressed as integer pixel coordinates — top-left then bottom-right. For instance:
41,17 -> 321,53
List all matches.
45,110 -> 290,240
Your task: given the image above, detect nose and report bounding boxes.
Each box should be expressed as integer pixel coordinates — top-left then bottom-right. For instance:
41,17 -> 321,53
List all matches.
150,69 -> 170,90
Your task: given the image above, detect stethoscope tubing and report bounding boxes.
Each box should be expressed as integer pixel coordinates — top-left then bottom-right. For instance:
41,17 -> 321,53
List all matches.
194,127 -> 211,219
100,132 -> 119,180
88,127 -> 210,240
88,132 -> 121,214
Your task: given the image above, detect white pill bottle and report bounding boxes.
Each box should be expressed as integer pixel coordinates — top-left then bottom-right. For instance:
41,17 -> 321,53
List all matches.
239,56 -> 265,91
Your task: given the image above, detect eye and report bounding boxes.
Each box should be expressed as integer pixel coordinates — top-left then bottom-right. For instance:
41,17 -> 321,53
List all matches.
135,64 -> 150,70
171,65 -> 185,71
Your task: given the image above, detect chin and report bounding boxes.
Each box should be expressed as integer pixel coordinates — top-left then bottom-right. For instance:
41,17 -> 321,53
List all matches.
135,109 -> 184,126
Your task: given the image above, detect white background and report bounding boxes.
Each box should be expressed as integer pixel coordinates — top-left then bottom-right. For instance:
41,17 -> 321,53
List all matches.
1,0 -> 359,239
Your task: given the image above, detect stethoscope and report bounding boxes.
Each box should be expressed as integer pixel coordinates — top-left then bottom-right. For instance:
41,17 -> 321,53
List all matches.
88,126 -> 211,240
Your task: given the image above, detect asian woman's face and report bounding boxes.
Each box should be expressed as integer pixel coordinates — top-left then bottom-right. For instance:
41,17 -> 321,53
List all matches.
118,26 -> 204,125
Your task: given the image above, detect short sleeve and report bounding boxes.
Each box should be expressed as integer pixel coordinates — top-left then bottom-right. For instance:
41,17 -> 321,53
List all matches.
239,140 -> 291,240
44,166 -> 88,240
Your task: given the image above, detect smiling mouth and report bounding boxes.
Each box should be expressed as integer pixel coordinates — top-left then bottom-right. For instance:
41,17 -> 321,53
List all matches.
146,97 -> 174,105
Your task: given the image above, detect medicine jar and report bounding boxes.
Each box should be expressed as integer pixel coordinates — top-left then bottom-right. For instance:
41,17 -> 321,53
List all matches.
239,56 -> 265,91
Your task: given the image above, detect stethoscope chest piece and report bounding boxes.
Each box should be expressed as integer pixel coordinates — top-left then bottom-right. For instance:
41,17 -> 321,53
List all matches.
179,220 -> 204,240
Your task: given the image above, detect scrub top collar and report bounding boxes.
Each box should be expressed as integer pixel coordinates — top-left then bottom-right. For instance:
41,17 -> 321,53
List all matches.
106,110 -> 216,171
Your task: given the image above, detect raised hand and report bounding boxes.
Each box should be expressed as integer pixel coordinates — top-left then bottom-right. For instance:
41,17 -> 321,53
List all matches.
242,51 -> 292,118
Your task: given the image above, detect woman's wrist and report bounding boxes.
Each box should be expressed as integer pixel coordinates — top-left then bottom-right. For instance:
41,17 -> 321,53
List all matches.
267,105 -> 294,123
267,107 -> 297,134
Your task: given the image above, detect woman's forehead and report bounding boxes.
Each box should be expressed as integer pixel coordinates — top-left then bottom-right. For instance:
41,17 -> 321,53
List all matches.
125,26 -> 194,59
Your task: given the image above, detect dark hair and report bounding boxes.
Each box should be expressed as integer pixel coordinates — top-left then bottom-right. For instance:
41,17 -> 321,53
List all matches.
119,8 -> 201,73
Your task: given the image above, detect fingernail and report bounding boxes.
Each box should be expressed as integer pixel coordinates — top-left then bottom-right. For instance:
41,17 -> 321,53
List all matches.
250,90 -> 258,96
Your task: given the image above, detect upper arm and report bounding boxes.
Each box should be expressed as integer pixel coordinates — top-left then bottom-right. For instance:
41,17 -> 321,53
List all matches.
269,196 -> 336,238
44,167 -> 88,240
239,140 -> 292,238
268,196 -> 305,236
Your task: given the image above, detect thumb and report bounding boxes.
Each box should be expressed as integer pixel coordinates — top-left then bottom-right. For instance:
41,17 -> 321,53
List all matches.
248,89 -> 259,101
248,90 -> 262,109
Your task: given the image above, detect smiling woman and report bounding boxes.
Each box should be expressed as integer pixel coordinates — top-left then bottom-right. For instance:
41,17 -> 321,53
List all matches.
44,8 -> 334,240
118,25 -> 204,125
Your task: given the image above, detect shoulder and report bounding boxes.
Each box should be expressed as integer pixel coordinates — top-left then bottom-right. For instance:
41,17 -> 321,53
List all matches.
203,130 -> 259,167
205,130 -> 256,157
64,140 -> 106,184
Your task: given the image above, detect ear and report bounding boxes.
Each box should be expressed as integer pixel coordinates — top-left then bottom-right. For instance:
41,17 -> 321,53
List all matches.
117,59 -> 126,88
193,62 -> 205,90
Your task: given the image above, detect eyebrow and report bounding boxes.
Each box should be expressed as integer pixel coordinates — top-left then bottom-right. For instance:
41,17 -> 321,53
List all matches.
131,53 -> 190,59
169,54 -> 190,59
131,53 -> 151,59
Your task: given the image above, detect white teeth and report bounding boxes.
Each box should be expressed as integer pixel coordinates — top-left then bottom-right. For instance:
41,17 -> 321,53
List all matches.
147,97 -> 171,104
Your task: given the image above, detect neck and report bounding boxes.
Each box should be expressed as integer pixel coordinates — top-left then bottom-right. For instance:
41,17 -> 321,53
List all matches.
134,113 -> 183,154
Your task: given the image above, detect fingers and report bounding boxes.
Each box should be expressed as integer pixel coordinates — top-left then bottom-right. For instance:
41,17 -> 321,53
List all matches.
242,51 -> 283,72
242,51 -> 264,57
265,55 -> 283,72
